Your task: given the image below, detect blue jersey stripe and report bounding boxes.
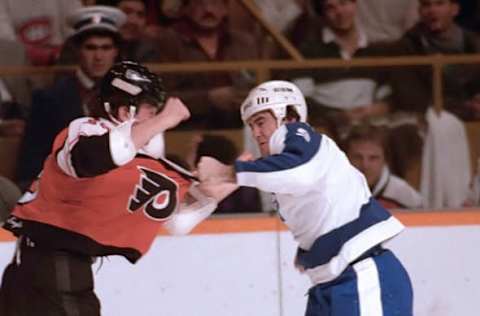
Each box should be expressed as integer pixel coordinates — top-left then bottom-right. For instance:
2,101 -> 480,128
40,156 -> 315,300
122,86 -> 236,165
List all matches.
235,123 -> 322,173
306,265 -> 361,316
375,251 -> 414,315
306,250 -> 413,315
296,198 -> 392,269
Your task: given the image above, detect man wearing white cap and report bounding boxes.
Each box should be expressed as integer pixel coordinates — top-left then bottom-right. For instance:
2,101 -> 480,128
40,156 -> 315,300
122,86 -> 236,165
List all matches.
16,6 -> 126,190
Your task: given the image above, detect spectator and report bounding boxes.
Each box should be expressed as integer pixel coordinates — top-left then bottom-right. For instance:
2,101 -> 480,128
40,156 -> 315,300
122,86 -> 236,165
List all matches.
229,0 -> 309,58
192,134 -> 262,214
157,0 -> 259,129
116,0 -> 148,41
92,0 -> 162,62
15,6 -> 125,190
253,0 -> 305,34
356,0 -> 419,43
380,0 -> 480,120
464,158 -> 480,207
0,39 -> 31,137
0,0 -> 82,65
456,0 -> 480,32
289,0 -> 392,138
282,1 -> 318,49
359,0 -> 480,180
0,101 -> 25,137
0,176 -> 21,225
344,124 -> 424,209
0,39 -> 31,114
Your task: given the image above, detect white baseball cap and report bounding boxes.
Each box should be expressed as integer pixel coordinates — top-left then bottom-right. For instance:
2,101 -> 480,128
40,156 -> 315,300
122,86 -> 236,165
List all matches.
67,5 -> 127,36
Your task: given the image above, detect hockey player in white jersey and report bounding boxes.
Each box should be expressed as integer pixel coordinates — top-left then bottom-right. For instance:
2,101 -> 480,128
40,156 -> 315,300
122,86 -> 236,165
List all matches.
197,80 -> 413,316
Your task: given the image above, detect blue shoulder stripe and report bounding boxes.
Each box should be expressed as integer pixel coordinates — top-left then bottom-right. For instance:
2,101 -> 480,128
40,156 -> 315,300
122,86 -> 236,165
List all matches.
235,123 -> 322,173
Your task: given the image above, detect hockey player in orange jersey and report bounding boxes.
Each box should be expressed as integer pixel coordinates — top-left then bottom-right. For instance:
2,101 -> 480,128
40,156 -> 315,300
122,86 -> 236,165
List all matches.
0,61 -> 232,316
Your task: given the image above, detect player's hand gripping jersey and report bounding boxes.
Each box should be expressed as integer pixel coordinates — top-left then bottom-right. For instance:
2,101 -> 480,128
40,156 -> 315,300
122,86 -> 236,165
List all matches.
5,117 -> 214,263
234,122 -> 405,284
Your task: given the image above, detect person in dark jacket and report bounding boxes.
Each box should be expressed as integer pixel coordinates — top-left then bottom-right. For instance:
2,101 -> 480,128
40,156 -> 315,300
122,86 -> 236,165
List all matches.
16,6 -> 124,190
379,0 -> 480,119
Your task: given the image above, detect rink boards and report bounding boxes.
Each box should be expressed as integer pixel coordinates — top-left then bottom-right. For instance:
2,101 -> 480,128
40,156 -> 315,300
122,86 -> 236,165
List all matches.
0,211 -> 479,316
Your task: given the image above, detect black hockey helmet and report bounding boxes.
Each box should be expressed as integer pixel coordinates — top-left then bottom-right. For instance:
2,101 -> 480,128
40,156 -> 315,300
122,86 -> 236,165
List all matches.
100,61 -> 166,116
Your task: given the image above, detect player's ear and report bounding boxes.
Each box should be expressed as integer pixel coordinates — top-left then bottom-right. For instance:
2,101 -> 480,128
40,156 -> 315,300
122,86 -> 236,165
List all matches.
285,116 -> 298,123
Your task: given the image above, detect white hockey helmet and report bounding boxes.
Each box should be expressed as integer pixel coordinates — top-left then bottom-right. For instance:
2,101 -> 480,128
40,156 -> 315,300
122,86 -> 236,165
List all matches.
240,80 -> 307,126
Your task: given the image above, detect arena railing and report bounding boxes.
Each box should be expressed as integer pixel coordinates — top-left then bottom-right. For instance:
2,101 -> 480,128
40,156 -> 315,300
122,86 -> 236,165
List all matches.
2,53 -> 480,112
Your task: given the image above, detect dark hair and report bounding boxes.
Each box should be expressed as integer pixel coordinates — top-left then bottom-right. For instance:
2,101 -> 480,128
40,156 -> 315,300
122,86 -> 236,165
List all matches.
312,0 -> 356,16
343,124 -> 390,162
194,134 -> 238,165
286,106 -> 301,122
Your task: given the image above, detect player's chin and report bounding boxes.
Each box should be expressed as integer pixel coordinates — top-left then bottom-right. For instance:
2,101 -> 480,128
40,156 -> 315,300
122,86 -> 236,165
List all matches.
259,145 -> 269,157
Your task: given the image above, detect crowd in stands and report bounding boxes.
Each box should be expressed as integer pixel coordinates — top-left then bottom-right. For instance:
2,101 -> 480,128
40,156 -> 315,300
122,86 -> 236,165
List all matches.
0,0 -> 480,213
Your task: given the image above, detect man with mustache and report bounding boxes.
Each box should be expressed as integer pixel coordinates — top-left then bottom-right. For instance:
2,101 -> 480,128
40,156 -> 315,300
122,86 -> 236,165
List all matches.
157,0 -> 259,129
98,0 -> 163,62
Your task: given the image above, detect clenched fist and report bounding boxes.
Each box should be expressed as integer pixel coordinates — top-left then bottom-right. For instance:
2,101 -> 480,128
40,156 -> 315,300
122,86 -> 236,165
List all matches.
197,156 -> 236,184
157,97 -> 191,130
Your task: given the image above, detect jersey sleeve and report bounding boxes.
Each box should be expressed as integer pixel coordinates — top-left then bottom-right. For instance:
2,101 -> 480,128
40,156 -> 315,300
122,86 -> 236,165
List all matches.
163,182 -> 218,236
56,117 -> 136,178
234,122 -> 324,195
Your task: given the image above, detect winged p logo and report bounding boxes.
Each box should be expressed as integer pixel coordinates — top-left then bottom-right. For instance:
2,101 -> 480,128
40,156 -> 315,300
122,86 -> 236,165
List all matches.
128,167 -> 178,221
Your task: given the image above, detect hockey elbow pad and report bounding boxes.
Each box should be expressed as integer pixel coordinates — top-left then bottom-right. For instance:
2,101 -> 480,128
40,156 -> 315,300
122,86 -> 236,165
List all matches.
109,119 -> 137,166
139,132 -> 165,159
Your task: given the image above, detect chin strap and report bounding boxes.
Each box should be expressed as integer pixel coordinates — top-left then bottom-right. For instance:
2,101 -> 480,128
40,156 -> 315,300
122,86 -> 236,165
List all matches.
104,102 -> 122,125
104,102 -> 137,125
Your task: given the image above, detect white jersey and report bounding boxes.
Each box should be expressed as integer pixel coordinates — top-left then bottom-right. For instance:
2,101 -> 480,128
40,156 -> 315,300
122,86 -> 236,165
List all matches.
235,122 -> 404,285
372,166 -> 424,209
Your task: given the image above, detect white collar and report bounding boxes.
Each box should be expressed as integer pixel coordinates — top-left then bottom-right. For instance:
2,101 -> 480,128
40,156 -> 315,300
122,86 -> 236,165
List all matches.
322,23 -> 368,59
76,68 -> 95,90
0,79 -> 12,102
372,166 -> 390,196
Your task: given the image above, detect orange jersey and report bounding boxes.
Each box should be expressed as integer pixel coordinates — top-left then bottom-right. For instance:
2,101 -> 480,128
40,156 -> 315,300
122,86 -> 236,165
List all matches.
7,118 -> 192,263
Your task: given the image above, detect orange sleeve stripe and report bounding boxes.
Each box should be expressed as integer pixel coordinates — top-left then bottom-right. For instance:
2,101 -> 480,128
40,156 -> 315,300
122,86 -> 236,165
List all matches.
1,210 -> 479,241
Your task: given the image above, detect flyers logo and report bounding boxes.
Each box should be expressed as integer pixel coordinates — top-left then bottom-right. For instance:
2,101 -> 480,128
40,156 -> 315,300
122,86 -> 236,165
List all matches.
128,167 -> 178,221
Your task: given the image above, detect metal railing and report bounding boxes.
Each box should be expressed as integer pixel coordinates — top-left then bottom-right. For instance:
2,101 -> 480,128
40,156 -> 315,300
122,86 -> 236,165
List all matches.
1,53 -> 480,113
